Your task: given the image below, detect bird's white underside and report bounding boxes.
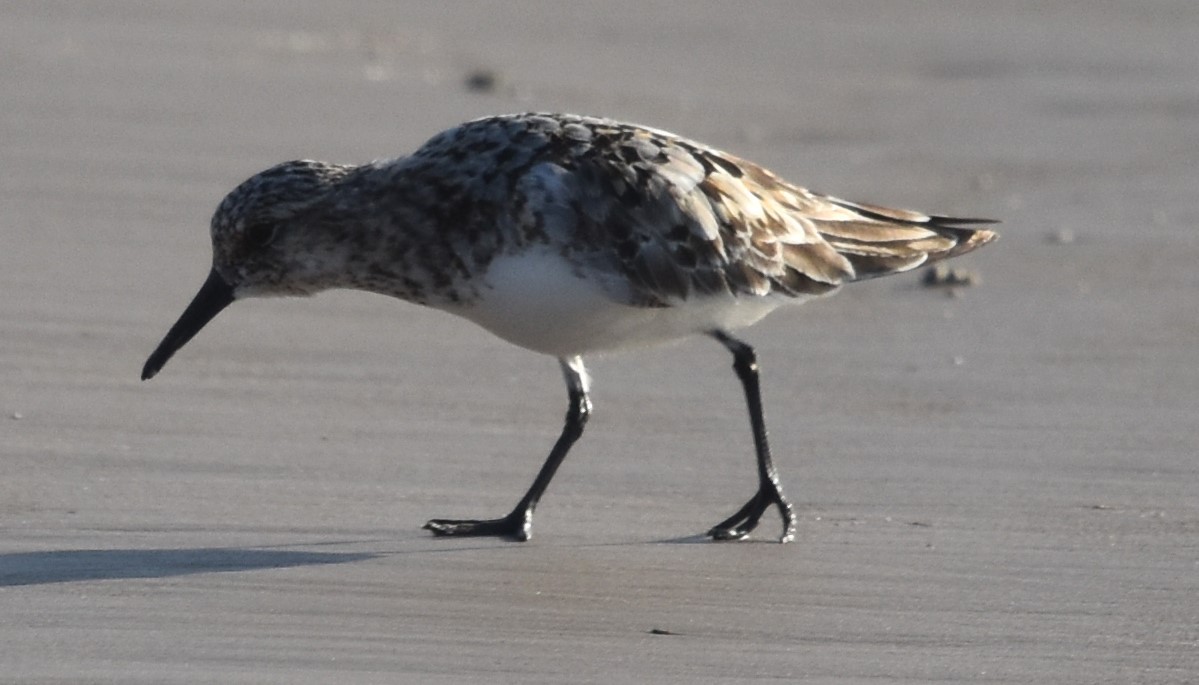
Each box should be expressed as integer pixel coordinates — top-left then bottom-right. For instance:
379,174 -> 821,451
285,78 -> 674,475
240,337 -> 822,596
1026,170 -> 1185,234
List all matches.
455,246 -> 803,357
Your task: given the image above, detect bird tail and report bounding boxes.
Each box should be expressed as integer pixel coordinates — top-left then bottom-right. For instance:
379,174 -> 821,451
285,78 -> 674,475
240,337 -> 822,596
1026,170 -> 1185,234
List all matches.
815,197 -> 998,281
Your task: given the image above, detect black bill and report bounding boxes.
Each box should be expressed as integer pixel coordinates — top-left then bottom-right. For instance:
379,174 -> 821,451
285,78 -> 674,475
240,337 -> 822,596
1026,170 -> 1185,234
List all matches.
141,269 -> 235,380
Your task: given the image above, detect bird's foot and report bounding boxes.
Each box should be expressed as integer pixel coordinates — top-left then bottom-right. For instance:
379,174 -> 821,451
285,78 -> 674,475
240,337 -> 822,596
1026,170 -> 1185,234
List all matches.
424,510 -> 532,541
707,483 -> 795,543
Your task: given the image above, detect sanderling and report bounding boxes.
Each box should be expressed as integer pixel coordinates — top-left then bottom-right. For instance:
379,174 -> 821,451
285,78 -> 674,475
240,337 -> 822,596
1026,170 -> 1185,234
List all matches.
143,112 -> 996,543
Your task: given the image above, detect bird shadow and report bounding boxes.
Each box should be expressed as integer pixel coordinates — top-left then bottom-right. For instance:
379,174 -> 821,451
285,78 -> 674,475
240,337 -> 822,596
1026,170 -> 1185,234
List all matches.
0,546 -> 378,587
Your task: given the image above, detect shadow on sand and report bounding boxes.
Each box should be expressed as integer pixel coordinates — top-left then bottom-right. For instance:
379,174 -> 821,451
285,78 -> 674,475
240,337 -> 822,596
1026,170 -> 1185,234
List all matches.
0,547 -> 377,587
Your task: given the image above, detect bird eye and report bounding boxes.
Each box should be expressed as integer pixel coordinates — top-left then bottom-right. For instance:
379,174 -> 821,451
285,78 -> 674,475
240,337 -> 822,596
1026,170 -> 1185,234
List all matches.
243,222 -> 278,250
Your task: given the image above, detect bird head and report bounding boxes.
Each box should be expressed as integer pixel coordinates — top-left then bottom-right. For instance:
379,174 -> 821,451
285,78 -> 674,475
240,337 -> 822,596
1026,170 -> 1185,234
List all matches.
141,159 -> 354,380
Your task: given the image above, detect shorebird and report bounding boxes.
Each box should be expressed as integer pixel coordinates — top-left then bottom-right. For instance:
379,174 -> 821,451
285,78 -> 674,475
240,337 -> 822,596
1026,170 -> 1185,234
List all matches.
142,113 -> 996,543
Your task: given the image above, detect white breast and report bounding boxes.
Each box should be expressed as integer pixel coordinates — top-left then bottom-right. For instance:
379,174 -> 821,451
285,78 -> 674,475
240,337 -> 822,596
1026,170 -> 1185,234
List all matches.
452,246 -> 795,357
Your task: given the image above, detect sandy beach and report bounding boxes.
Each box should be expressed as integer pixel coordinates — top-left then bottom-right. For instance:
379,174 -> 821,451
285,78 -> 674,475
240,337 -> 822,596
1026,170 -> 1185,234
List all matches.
2,2 -> 1196,682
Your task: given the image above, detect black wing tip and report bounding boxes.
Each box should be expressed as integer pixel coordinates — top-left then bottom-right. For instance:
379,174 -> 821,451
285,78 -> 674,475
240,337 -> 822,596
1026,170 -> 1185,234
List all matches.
927,215 -> 1001,227
827,197 -> 1000,228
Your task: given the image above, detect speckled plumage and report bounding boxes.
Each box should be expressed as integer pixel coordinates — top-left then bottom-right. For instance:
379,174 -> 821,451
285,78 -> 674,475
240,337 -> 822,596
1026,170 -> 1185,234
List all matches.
145,112 -> 997,543
210,113 -> 993,316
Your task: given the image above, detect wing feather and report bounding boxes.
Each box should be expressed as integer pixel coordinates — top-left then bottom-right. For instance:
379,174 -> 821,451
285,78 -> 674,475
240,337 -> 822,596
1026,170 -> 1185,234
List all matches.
515,116 -> 997,305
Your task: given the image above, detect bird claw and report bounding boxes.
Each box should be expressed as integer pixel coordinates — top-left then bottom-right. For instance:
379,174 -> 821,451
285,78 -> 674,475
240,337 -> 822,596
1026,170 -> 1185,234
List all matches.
707,485 -> 795,543
423,513 -> 532,541
707,525 -> 752,541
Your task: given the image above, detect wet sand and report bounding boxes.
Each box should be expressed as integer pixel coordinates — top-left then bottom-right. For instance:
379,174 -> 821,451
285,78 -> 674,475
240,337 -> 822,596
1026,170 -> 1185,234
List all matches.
2,2 -> 1197,682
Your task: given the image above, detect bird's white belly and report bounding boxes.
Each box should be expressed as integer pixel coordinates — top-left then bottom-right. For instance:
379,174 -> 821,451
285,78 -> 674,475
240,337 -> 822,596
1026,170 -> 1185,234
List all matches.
453,247 -> 795,357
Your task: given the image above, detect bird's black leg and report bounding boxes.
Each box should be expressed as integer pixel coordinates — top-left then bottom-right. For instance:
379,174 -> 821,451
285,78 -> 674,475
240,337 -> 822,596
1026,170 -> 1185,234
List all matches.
707,331 -> 796,543
424,356 -> 591,541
